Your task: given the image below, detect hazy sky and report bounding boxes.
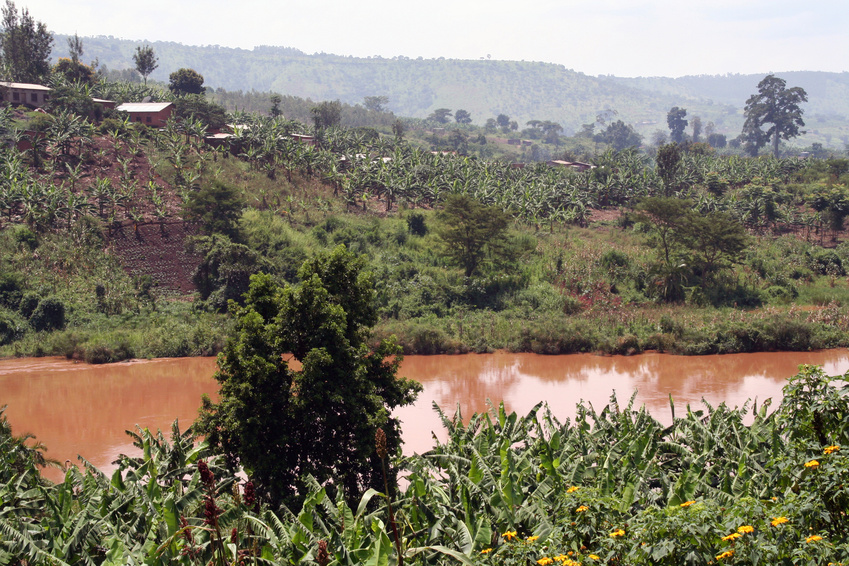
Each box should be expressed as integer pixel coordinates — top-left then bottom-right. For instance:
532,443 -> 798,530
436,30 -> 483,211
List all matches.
25,0 -> 849,77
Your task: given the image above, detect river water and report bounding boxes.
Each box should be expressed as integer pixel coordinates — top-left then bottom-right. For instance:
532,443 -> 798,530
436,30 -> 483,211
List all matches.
0,350 -> 847,482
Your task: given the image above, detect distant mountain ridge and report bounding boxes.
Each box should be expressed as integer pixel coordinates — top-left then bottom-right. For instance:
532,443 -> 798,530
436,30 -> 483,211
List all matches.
54,35 -> 849,147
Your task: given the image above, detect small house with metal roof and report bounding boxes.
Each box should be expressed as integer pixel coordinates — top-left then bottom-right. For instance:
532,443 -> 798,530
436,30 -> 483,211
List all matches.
115,102 -> 174,127
1,82 -> 51,108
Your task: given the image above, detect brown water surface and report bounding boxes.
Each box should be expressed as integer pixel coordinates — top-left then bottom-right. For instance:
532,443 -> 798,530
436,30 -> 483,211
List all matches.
0,350 -> 846,482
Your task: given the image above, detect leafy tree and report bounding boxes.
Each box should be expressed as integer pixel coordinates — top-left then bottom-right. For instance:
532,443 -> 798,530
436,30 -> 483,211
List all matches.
195,246 -> 421,506
655,143 -> 682,196
363,95 -> 388,112
496,113 -> 510,132
45,78 -> 98,118
666,107 -> 688,144
596,120 -> 642,150
168,67 -> 205,95
188,234 -> 272,311
636,197 -> 747,302
454,109 -> 472,124
0,0 -> 52,83
392,118 -> 404,140
691,116 -> 702,143
428,108 -> 452,124
52,57 -> 95,84
741,74 -> 807,158
183,179 -> 244,241
269,93 -> 282,117
484,117 -> 497,133
132,44 -> 158,84
311,100 -> 341,129
707,133 -> 727,149
66,32 -> 84,66
651,130 -> 668,146
173,94 -> 227,130
434,194 -> 511,277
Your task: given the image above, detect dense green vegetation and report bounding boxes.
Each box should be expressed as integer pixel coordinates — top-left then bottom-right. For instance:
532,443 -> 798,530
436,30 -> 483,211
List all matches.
3,71 -> 849,360
1,365 -> 847,564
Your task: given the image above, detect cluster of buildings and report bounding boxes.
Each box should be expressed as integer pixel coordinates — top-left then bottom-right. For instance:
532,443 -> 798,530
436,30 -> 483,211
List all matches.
1,81 -> 174,127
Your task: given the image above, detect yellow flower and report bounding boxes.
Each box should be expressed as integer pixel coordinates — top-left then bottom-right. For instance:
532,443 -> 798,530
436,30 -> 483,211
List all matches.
805,460 -> 820,468
567,486 -> 580,493
526,536 -> 540,543
589,555 -> 600,560
576,505 -> 589,512
480,548 -> 493,554
502,530 -> 517,541
770,516 -> 789,527
610,528 -> 625,537
537,557 -> 554,566
737,525 -> 754,534
680,500 -> 695,508
824,445 -> 840,455
553,555 -> 569,563
716,550 -> 735,560
722,532 -> 742,541
806,534 -> 824,543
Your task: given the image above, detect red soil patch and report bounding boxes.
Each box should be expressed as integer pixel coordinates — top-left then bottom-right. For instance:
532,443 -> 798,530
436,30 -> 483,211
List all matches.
106,221 -> 200,294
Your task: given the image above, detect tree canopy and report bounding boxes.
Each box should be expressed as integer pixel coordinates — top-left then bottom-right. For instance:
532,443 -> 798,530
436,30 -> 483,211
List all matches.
133,44 -> 158,84
195,246 -> 421,507
168,67 -> 205,95
434,194 -> 512,277
666,107 -> 688,144
741,75 -> 807,158
0,0 -> 52,83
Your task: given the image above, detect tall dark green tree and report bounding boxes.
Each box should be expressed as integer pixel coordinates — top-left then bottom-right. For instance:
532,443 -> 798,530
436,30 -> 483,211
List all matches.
132,44 -> 158,84
195,246 -> 421,507
666,107 -> 688,144
0,0 -> 52,83
741,74 -> 807,158
168,67 -> 205,95
269,93 -> 282,117
434,194 -> 511,277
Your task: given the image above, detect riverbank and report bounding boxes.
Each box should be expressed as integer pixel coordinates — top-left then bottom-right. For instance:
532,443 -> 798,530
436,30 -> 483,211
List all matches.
3,349 -> 846,482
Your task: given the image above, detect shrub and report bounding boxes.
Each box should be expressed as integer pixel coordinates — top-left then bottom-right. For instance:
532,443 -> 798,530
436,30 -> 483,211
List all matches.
29,297 -> 66,332
0,308 -> 26,346
406,211 -> 428,236
0,273 -> 24,310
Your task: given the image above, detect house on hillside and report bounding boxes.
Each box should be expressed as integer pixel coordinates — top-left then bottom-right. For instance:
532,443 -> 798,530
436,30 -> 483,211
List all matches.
115,102 -> 174,127
1,82 -> 51,108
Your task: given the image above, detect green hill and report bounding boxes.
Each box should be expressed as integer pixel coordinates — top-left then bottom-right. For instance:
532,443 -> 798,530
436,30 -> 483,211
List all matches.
55,35 -> 849,148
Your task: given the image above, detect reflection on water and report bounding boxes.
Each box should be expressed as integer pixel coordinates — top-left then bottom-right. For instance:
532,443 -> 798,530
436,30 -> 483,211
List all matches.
0,350 -> 846,481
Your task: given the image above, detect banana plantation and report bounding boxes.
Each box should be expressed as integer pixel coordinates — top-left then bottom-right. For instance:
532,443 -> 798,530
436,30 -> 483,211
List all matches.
1,365 -> 847,565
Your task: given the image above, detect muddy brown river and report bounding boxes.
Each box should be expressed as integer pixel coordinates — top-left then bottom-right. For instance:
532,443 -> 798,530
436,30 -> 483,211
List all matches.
1,350 -> 847,482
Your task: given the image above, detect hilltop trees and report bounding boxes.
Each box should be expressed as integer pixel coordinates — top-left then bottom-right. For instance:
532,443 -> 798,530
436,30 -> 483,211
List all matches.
195,246 -> 421,506
133,44 -> 158,84
0,0 -> 52,83
741,74 -> 807,158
